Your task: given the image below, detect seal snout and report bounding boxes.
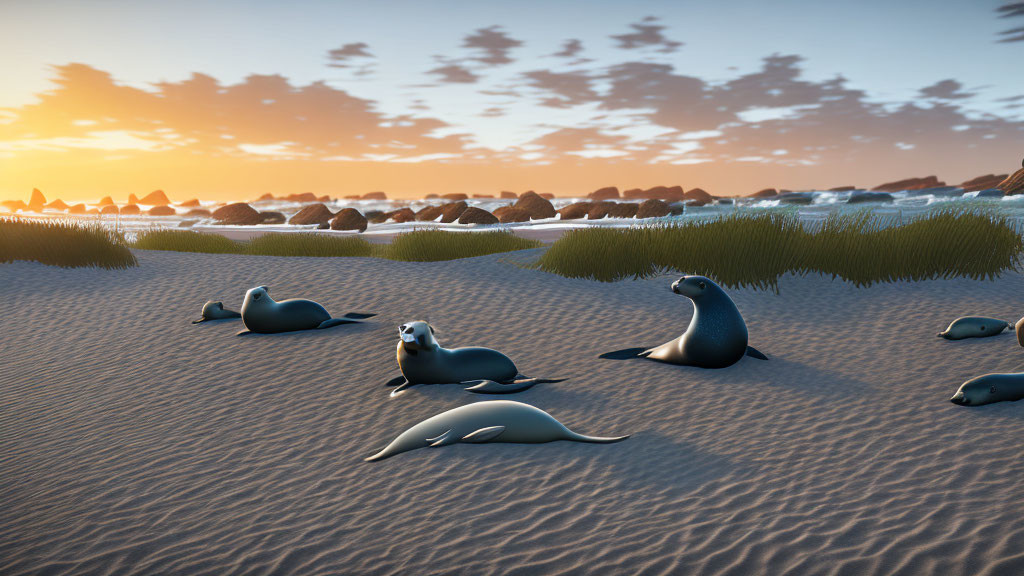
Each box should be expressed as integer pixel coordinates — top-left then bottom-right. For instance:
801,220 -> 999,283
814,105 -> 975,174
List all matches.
950,390 -> 967,405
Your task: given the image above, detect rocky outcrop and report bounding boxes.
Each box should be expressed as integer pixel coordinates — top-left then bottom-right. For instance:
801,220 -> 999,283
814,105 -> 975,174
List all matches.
289,204 -> 335,225
128,193 -> 140,204
472,194 -> 494,198
828,186 -> 858,192
186,208 -> 211,217
385,208 -> 416,223
415,205 -> 444,221
499,191 -> 517,199
589,187 -> 619,201
2,200 -> 27,211
178,198 -> 200,208
45,199 -> 69,211
623,185 -> 685,202
960,174 -> 1008,192
974,189 -> 1004,198
149,206 -> 177,216
256,193 -> 275,201
317,195 -> 332,202
539,192 -> 555,200
458,207 -> 499,225
100,205 -> 119,215
777,192 -> 815,205
441,193 -> 468,201
259,211 -> 286,224
330,208 -> 368,232
586,202 -> 614,219
362,191 -> 387,200
212,203 -> 262,225
366,210 -> 387,224
284,193 -> 318,203
140,190 -> 170,205
439,201 -> 468,223
607,202 -> 639,218
119,204 -> 141,215
749,188 -> 778,198
557,202 -> 592,220
872,176 -> 944,192
28,188 -> 46,211
98,196 -> 115,207
512,191 -> 556,219
998,168 -> 1024,195
847,191 -> 894,204
636,199 -> 671,218
493,206 -> 531,223
684,188 -> 713,204
425,194 -> 440,199
68,204 -> 86,214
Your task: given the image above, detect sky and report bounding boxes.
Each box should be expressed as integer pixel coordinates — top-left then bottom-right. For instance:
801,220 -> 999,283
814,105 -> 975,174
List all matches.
0,0 -> 1022,202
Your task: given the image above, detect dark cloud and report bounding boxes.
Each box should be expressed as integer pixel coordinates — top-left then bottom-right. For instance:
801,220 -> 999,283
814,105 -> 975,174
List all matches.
522,70 -> 599,108
552,39 -> 583,58
462,26 -> 523,65
919,79 -> 974,100
611,17 -> 683,53
997,2 -> 1024,42
327,42 -> 374,67
427,62 -> 479,84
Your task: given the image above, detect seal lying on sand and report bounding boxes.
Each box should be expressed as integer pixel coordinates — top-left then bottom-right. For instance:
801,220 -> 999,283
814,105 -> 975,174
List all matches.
192,301 -> 241,324
1015,316 -> 1024,347
937,316 -> 1013,340
366,400 -> 629,461
385,321 -> 566,395
950,373 -> 1024,406
238,286 -> 374,335
600,275 -> 767,368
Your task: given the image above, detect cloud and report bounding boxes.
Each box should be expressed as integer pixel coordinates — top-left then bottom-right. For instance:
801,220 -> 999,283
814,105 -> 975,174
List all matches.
327,42 -> 373,67
919,79 -> 975,100
997,2 -> 1024,42
522,70 -> 598,108
611,17 -> 683,53
427,61 -> 479,84
552,39 -> 583,58
462,26 -> 523,65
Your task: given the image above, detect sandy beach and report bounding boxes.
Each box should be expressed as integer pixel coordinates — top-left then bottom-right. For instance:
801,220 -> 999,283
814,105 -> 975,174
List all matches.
3,249 -> 1024,575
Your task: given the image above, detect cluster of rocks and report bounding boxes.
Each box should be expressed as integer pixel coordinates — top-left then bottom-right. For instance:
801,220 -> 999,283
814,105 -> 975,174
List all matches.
1,189 -> 200,216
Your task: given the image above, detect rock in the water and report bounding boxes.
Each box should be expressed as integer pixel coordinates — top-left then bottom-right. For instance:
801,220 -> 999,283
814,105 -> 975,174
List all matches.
2,200 -> 27,211
289,204 -> 334,225
212,202 -> 262,225
28,188 -> 46,211
493,206 -> 531,223
960,174 -> 1008,192
178,198 -> 200,208
872,176 -> 944,192
777,192 -> 814,205
415,205 -> 444,221
441,193 -> 468,201
589,187 -> 619,201
186,208 -> 211,217
606,202 -> 639,218
140,190 -> 170,205
68,204 -> 86,214
622,188 -> 644,198
317,195 -> 332,203
472,194 -> 494,199
259,211 -> 286,224
828,186 -> 858,192
330,208 -> 368,232
586,202 -> 614,219
847,191 -> 894,204
385,208 -> 416,223
100,205 -> 119,215
128,193 -> 140,204
499,191 -> 518,199
284,193 -> 318,203
362,191 -> 387,200
178,220 -> 197,228
684,188 -> 713,203
557,202 -> 592,220
119,204 -> 141,215
974,188 -> 1004,198
636,199 -> 671,218
439,201 -> 468,223
98,196 -> 115,207
513,191 -> 555,219
366,210 -> 387,224
749,188 -> 778,198
425,194 -> 440,199
149,205 -> 177,216
44,199 -> 69,211
997,168 -> 1024,195
458,207 -> 499,225
716,198 -> 734,205
256,193 -> 276,201
539,193 -> 555,200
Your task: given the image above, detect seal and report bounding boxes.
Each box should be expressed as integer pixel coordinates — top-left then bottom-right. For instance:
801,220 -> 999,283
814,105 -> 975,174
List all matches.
385,321 -> 566,395
937,316 -> 1013,340
192,300 -> 241,324
600,275 -> 767,368
365,400 -> 629,461
237,286 -> 375,335
950,373 -> 1024,406
1015,315 -> 1024,347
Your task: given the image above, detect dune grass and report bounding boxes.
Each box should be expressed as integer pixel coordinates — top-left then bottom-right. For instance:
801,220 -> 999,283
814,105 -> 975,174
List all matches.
0,218 -> 137,269
382,229 -> 541,261
536,208 -> 1024,290
130,228 -> 539,261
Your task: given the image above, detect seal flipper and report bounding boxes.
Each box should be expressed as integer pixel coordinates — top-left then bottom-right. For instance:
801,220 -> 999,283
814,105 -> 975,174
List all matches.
599,347 -> 649,360
192,318 -> 207,324
384,375 -> 407,387
463,379 -> 539,394
317,318 -> 363,329
462,426 -> 505,443
427,429 -> 455,447
236,330 -> 252,336
342,312 -> 376,320
745,346 -> 769,360
389,380 -> 417,397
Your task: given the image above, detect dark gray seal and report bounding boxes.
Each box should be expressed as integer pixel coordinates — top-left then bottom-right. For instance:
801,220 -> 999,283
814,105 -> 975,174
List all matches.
950,373 -> 1024,406
600,275 -> 767,368
937,316 -> 1013,340
238,286 -> 374,335
366,400 -> 629,461
1016,315 -> 1024,347
192,301 -> 241,324
385,321 -> 565,395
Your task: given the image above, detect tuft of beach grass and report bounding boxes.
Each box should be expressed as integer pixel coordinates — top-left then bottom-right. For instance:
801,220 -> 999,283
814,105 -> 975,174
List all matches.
0,217 -> 137,269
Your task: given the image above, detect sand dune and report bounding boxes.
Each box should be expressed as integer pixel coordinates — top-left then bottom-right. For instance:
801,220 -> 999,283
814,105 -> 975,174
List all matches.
3,250 -> 1024,575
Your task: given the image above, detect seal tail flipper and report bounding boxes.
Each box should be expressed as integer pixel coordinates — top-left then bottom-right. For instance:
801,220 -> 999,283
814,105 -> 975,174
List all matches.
745,346 -> 769,360
191,318 -> 207,324
236,330 -> 252,336
342,312 -> 376,320
565,431 -> 631,444
365,446 -> 393,462
599,347 -> 649,360
384,375 -> 407,387
462,426 -> 505,443
389,380 -> 416,397
318,318 -> 362,329
463,379 -> 538,394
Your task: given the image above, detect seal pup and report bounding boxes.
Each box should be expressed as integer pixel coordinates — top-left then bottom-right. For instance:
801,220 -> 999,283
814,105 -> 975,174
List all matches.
237,286 -> 375,335
192,301 -> 241,324
950,373 -> 1024,406
600,275 -> 767,368
386,321 -> 566,395
366,400 -> 629,461
937,316 -> 1013,340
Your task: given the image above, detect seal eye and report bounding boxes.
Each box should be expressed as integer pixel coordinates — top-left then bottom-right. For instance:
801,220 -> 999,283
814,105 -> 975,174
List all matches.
990,386 -> 996,394
980,326 -> 986,331
698,281 -> 706,290
253,293 -> 261,301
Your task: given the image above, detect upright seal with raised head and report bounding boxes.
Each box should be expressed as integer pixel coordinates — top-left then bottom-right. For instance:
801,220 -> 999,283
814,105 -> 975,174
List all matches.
238,286 -> 374,335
